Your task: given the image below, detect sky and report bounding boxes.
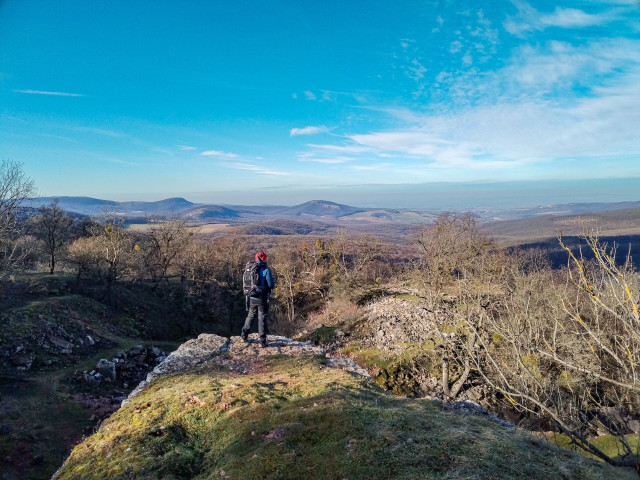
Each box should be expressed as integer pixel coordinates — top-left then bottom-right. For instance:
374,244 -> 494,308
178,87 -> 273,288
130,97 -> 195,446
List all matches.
1,0 -> 639,207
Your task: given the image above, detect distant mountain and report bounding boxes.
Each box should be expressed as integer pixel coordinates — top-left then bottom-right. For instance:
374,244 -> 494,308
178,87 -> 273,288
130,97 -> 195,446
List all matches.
27,196 -> 196,216
26,196 -> 118,215
273,200 -> 364,218
118,197 -> 196,214
183,205 -> 240,220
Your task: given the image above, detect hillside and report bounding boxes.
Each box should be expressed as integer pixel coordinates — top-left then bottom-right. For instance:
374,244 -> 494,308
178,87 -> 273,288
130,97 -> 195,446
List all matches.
26,197 -> 196,216
183,205 -> 240,220
0,274 -> 243,480
52,334 -> 634,480
483,207 -> 640,245
237,219 -> 333,236
273,200 -> 364,218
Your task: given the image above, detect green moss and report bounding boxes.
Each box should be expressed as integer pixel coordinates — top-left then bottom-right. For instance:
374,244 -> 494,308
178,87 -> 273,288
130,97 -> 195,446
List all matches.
354,288 -> 393,306
53,354 -> 633,480
393,293 -> 421,301
439,320 -> 470,335
299,326 -> 338,345
545,432 -> 640,464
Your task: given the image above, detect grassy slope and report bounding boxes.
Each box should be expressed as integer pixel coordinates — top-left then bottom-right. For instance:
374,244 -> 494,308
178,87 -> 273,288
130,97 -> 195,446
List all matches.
0,274 -> 184,480
53,355 -> 633,480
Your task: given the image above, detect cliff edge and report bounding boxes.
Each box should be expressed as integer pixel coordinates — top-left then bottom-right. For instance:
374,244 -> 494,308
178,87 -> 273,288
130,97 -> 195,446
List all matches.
52,334 -> 631,480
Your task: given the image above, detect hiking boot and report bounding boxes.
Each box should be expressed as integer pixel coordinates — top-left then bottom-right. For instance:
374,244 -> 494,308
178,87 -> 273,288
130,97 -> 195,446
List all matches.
260,338 -> 268,348
240,331 -> 249,343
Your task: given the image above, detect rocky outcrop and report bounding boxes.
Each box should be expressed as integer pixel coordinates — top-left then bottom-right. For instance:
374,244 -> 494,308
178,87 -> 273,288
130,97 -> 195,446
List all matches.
2,314 -> 107,373
355,295 -> 453,353
123,333 -> 368,405
78,344 -> 168,389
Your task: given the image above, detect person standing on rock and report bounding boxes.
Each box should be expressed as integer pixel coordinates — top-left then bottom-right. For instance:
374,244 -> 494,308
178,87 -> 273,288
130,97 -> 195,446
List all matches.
241,251 -> 275,348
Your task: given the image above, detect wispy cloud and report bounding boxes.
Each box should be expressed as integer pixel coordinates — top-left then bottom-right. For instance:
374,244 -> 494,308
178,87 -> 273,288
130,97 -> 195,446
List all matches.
290,126 -> 328,136
304,90 -> 317,100
346,76 -> 640,170
541,7 -> 610,28
306,144 -> 374,154
220,162 -> 291,176
74,126 -> 130,138
13,89 -> 84,97
352,163 -> 393,171
298,154 -> 355,164
505,1 -> 617,35
301,38 -> 640,175
201,150 -> 238,159
178,145 -> 196,150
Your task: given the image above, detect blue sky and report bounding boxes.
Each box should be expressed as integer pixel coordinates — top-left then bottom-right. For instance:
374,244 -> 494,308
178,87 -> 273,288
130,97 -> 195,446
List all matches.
1,0 -> 639,206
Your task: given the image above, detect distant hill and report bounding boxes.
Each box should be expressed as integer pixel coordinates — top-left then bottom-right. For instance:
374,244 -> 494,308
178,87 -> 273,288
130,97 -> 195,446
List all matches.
182,205 -> 240,220
27,196 -> 196,216
273,200 -> 364,218
27,196 -> 119,215
118,197 -> 196,215
483,206 -> 640,244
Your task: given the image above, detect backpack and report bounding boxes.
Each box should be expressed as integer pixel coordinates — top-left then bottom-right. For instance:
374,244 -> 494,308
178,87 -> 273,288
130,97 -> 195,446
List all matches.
242,261 -> 263,297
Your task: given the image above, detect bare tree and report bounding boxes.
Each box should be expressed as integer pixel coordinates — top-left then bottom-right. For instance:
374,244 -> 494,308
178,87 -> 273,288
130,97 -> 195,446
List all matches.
32,200 -> 73,274
412,212 -> 492,285
470,233 -> 640,468
175,238 -> 216,286
142,217 -> 194,283
88,214 -> 135,303
67,236 -> 102,285
0,159 -> 36,279
213,233 -> 247,290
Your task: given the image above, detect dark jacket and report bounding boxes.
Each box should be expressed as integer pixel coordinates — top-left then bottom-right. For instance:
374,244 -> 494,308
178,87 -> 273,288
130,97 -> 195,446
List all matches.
249,261 -> 275,301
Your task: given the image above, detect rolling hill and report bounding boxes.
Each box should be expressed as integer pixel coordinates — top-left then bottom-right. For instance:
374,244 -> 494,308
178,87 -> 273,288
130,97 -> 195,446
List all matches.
272,200 -> 364,218
182,205 -> 240,220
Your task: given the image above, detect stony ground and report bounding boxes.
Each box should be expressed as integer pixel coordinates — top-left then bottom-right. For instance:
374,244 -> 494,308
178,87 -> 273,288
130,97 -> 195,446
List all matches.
125,333 -> 370,405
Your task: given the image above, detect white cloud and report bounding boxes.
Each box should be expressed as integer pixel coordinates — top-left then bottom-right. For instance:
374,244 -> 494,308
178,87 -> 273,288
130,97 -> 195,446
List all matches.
541,7 -> 609,28
13,89 -> 84,96
505,1 -> 617,35
178,145 -> 196,150
312,37 -> 640,175
449,41 -> 463,54
304,90 -> 317,100
298,155 -> 355,164
74,126 -> 130,138
408,59 -> 428,81
221,162 -> 291,176
290,126 -> 328,136
502,39 -> 640,93
306,144 -> 375,154
345,75 -> 640,171
201,150 -> 238,159
352,163 -> 393,171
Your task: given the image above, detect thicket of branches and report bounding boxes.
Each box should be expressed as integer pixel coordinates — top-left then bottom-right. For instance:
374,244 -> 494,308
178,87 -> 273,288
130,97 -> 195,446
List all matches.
412,213 -> 639,468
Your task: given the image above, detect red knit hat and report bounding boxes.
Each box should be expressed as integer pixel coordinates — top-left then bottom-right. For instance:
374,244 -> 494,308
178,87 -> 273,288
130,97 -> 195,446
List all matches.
255,251 -> 267,262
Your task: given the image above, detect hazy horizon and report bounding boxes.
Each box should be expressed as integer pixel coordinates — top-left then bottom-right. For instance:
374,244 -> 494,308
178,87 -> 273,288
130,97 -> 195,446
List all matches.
36,177 -> 640,211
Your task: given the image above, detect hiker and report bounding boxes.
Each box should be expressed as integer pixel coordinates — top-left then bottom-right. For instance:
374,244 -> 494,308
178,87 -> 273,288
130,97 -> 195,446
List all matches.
241,251 -> 276,347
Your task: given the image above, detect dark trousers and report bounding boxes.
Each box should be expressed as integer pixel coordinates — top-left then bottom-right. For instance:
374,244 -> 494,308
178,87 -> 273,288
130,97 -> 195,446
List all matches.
242,298 -> 269,339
